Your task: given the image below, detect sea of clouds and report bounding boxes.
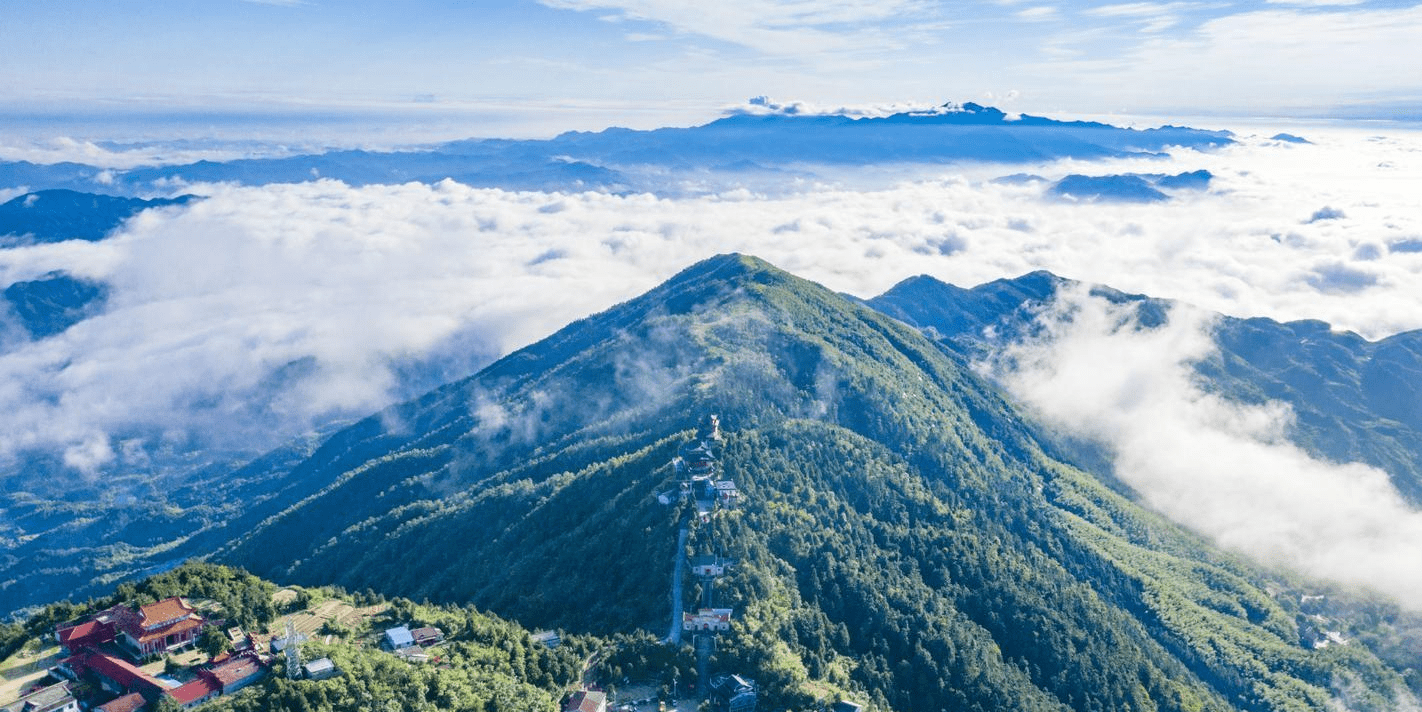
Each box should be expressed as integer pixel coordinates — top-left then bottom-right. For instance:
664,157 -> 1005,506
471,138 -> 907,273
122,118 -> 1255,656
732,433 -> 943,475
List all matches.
2,123 -> 1421,603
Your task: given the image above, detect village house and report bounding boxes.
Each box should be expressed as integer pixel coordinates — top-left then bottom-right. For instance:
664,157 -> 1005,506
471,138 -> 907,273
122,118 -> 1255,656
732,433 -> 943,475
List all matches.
383,626 -> 415,650
708,675 -> 756,712
302,658 -> 338,681
160,653 -> 268,710
564,690 -> 607,712
164,678 -> 218,710
410,626 -> 443,647
1,681 -> 78,712
94,692 -> 147,712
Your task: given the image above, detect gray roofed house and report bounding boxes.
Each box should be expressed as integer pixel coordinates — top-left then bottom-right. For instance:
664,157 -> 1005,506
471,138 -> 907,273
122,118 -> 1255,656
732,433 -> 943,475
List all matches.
383,626 -> 415,650
303,657 -> 338,681
2,681 -> 79,712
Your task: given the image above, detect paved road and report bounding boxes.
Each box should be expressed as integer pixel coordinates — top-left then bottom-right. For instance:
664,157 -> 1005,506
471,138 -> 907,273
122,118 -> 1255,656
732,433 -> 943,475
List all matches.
667,525 -> 689,644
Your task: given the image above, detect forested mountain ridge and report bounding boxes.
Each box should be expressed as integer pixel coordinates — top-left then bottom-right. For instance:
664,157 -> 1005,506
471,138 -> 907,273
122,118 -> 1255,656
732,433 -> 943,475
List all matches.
869,272 -> 1422,503
213,254 -> 1418,712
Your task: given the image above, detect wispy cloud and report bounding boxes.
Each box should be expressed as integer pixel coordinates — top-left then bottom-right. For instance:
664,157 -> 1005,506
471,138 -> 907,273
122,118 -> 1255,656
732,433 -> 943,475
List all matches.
536,0 -> 940,54
1048,4 -> 1422,111
1,126 -> 1418,480
1082,1 -> 1199,32
1016,6 -> 1059,21
1265,0 -> 1365,6
986,288 -> 1422,609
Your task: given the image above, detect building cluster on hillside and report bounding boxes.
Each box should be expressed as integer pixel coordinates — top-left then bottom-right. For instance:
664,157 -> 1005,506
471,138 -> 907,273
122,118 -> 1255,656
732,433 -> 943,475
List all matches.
656,415 -> 740,522
56,597 -> 206,659
381,625 -> 444,661
43,597 -> 269,711
653,415 -> 757,711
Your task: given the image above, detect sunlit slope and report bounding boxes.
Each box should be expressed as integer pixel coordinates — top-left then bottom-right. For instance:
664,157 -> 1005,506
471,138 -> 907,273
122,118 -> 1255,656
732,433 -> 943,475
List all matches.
220,254 -> 1412,712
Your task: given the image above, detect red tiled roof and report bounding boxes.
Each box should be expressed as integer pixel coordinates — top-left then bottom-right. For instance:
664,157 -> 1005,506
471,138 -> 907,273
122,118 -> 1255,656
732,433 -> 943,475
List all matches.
96,691 -> 148,712
411,627 -> 443,643
565,690 -> 607,712
167,678 -> 218,705
206,656 -> 264,690
82,653 -> 164,696
139,597 -> 195,629
119,597 -> 204,647
132,616 -> 204,645
57,619 -> 116,648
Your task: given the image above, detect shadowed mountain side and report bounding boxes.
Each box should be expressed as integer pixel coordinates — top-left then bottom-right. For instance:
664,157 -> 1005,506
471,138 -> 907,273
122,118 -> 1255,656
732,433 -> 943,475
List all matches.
0,189 -> 193,244
0,104 -> 1233,194
869,273 -> 1422,503
216,254 -> 1411,712
2,272 -> 108,338
1049,171 -> 1212,203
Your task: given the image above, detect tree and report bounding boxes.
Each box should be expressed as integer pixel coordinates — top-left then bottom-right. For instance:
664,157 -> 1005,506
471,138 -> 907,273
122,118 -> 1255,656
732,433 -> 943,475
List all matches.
200,626 -> 231,658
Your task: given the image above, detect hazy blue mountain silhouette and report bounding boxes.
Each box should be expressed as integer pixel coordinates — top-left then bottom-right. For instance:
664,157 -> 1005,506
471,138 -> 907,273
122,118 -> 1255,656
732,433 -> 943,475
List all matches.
0,190 -> 195,341
0,189 -> 193,244
0,103 -> 1234,194
2,272 -> 109,338
1050,170 -> 1212,203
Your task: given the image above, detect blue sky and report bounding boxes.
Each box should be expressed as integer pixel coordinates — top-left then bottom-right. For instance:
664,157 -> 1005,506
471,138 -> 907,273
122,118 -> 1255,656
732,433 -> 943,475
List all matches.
2,0 -> 1420,137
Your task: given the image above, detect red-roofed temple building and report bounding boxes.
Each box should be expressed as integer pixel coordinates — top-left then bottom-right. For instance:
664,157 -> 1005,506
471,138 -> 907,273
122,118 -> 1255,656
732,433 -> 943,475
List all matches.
116,597 -> 206,657
165,678 -> 218,710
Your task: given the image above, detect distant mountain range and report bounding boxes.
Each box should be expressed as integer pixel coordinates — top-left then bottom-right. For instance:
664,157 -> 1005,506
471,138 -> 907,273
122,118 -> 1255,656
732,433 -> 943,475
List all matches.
0,190 -> 194,340
0,103 -> 1233,195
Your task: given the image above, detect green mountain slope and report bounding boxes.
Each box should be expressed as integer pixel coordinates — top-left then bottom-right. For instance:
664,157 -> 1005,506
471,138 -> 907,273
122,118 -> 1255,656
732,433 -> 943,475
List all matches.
216,254 -> 1415,711
2,562 -> 583,712
869,272 -> 1422,503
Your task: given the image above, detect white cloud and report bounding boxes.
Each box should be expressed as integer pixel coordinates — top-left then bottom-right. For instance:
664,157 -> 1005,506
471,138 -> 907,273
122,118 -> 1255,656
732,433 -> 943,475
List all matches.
0,136 -> 310,170
0,125 -> 1418,488
1265,0 -> 1365,6
536,0 -> 938,55
1052,5 -> 1422,112
1084,1 -> 1192,18
985,288 -> 1422,608
1016,6 -> 1059,20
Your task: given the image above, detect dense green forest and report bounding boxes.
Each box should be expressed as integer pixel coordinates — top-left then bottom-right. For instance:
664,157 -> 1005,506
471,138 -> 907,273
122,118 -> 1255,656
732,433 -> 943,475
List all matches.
201,255 -> 1420,711
869,271 -> 1422,503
